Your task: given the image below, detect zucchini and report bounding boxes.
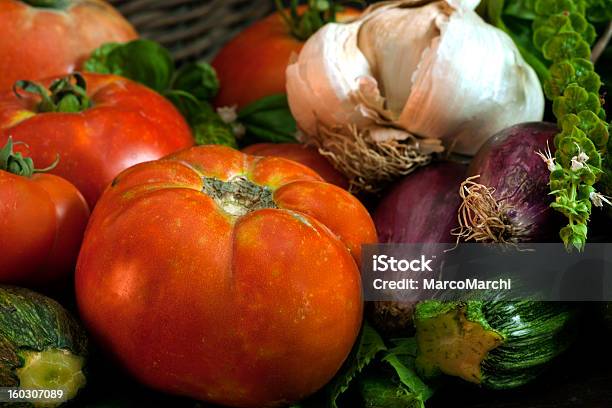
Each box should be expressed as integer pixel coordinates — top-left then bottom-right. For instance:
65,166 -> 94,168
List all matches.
0,286 -> 88,406
414,299 -> 578,389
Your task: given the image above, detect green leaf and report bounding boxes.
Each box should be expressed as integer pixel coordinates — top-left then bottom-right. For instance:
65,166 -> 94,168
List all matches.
577,110 -> 609,150
504,0 -> 537,19
164,89 -> 214,122
238,93 -> 293,117
543,32 -> 591,61
172,62 -> 220,101
534,0 -> 575,15
382,339 -> 434,402
238,94 -> 298,143
359,376 -> 424,408
533,24 -> 557,50
326,323 -> 387,408
275,0 -> 353,42
84,39 -> 244,149
553,84 -> 601,118
352,337 -> 432,408
584,0 -> 612,22
192,116 -> 237,148
82,43 -> 121,74
569,13 -> 588,35
84,39 -> 174,93
569,224 -> 587,250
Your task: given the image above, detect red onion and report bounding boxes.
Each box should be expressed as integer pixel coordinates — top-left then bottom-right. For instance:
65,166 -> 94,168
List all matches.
370,161 -> 467,335
458,122 -> 561,243
374,161 -> 467,244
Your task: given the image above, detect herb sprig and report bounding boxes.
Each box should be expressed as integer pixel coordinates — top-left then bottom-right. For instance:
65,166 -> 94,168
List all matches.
533,0 -> 610,250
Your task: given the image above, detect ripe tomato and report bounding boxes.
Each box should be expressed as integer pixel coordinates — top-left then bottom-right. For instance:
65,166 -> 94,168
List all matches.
76,145 -> 377,407
242,142 -> 348,189
0,138 -> 89,286
0,0 -> 136,91
212,7 -> 359,109
0,73 -> 193,206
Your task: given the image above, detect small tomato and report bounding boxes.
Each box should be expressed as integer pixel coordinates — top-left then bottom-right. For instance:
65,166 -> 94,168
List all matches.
0,138 -> 89,286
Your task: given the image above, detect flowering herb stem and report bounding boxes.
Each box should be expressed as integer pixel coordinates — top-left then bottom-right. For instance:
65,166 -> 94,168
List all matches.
533,0 -> 610,250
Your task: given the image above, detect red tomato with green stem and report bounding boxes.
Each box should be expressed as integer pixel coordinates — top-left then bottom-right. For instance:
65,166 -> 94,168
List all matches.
0,137 -> 89,286
0,73 -> 194,207
212,2 -> 360,109
76,145 -> 377,407
0,0 -> 137,91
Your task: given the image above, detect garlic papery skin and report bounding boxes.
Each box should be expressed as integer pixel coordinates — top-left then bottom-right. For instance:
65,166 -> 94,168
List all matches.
286,0 -> 545,187
286,21 -> 374,138
396,1 -> 544,155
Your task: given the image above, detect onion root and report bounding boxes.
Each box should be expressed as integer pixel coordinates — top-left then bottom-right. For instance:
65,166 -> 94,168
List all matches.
453,175 -> 527,244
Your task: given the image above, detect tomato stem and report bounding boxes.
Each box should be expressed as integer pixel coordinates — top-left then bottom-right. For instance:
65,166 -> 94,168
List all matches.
202,176 -> 277,217
13,73 -> 92,114
275,0 -> 362,41
0,137 -> 59,178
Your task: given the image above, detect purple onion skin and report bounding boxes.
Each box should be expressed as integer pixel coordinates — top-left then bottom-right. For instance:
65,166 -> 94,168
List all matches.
374,161 -> 467,243
371,161 -> 467,336
468,122 -> 561,242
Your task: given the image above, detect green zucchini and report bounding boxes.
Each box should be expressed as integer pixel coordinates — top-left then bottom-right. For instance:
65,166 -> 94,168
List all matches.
0,286 -> 88,406
414,299 -> 578,389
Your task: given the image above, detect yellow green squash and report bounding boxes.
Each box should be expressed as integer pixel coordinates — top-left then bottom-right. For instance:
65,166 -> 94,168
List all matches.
414,300 -> 578,389
0,286 -> 88,407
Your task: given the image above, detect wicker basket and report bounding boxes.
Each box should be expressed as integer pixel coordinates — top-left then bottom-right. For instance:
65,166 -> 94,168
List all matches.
108,0 -> 276,63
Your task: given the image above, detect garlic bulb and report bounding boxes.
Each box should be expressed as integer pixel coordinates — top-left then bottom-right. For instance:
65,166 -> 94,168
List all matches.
286,0 -> 544,189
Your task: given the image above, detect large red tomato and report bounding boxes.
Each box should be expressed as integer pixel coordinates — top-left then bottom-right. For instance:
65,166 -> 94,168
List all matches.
212,7 -> 359,109
242,143 -> 348,189
0,0 -> 137,91
0,73 -> 193,206
76,145 -> 377,407
0,138 -> 89,286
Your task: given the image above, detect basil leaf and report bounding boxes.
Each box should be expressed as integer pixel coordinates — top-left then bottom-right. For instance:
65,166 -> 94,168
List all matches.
192,116 -> 237,148
585,0 -> 612,22
382,338 -> 434,402
172,62 -> 220,101
238,93 -> 291,117
355,338 -> 432,408
164,89 -> 214,121
84,39 -> 174,93
164,90 -> 236,147
359,376 -> 424,408
240,122 -> 296,144
238,94 -> 298,143
504,0 -> 536,19
84,39 -> 242,149
83,43 -> 121,74
326,323 -> 387,408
